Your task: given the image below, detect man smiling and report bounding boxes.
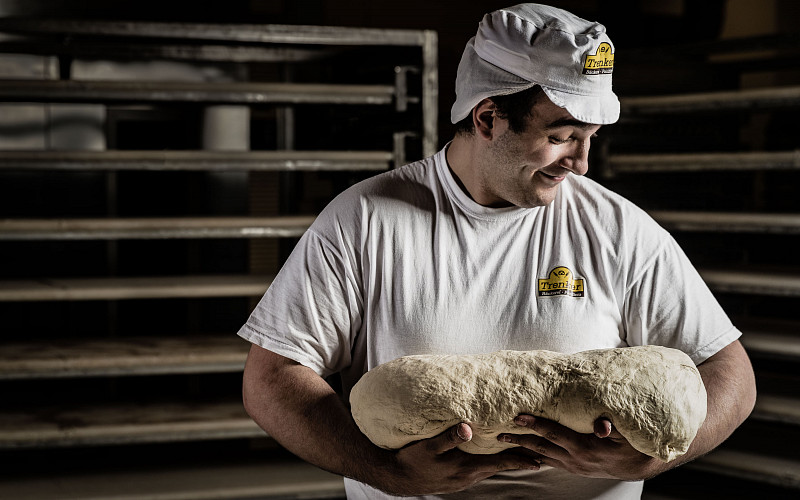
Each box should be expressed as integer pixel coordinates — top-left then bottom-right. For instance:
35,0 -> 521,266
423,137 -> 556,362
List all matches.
447,87 -> 600,208
239,4 -> 756,499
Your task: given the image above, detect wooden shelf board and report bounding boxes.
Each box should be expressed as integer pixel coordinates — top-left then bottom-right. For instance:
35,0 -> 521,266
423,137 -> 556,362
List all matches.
0,336 -> 250,379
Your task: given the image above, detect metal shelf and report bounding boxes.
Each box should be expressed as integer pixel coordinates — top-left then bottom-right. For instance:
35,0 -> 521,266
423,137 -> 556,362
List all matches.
0,150 -> 393,171
0,80 -> 396,105
0,336 -> 250,380
608,151 -> 800,173
0,399 -> 264,448
0,216 -> 315,240
689,449 -> 800,490
741,328 -> 800,359
700,270 -> 800,297
650,211 -> 800,234
621,85 -> 800,114
0,40 -> 341,63
0,456 -> 345,500
0,275 -> 273,301
0,18 -> 439,156
0,18 -> 432,47
752,395 -> 800,427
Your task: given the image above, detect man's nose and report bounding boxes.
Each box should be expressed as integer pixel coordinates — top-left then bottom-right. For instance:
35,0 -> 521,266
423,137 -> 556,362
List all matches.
558,139 -> 590,176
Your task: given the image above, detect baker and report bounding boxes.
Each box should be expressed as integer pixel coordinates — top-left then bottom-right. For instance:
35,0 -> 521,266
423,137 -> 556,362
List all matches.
238,3 -> 757,499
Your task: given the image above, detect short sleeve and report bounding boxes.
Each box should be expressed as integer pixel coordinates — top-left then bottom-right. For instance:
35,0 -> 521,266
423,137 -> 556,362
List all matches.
623,235 -> 741,365
237,227 -> 363,377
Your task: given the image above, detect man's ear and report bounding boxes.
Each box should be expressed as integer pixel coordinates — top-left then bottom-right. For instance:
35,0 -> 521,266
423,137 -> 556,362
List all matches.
472,99 -> 496,140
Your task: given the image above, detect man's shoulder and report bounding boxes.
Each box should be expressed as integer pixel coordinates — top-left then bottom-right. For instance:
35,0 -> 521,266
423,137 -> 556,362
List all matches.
563,175 -> 654,220
559,175 -> 670,244
329,155 -> 439,211
359,155 -> 438,196
311,155 -> 442,235
563,175 -> 635,207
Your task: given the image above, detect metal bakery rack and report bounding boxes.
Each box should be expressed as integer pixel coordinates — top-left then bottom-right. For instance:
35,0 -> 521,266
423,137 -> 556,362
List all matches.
0,17 -> 436,499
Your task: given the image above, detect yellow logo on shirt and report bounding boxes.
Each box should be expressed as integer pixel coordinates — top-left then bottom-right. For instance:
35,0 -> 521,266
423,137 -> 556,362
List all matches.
583,42 -> 614,75
538,266 -> 585,297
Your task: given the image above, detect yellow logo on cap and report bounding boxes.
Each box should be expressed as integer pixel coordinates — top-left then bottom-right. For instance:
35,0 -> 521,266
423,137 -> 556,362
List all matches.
583,42 -> 614,75
538,266 -> 585,297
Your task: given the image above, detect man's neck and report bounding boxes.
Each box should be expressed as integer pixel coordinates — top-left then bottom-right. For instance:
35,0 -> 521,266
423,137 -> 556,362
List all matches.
445,135 -> 480,203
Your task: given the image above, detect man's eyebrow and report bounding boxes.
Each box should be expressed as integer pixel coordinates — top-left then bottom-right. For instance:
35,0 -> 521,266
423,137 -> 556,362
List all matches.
544,117 -> 597,130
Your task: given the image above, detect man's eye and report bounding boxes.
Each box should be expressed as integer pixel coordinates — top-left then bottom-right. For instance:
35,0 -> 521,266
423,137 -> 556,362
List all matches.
549,136 -> 570,145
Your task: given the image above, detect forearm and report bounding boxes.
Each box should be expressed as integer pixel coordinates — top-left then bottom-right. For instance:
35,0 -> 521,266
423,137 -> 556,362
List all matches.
241,345 -> 396,488
645,339 -> 757,476
243,344 -> 541,495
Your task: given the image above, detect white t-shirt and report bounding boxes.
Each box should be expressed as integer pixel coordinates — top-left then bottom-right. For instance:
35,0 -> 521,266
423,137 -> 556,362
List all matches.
238,145 -> 740,499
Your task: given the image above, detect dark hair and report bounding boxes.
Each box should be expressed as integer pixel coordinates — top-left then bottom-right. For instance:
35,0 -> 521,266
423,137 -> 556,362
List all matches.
454,85 -> 543,136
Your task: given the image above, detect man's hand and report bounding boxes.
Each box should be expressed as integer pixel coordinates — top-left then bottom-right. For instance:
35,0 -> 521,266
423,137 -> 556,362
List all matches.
383,422 -> 541,495
244,345 -> 540,497
496,341 -> 757,483
497,416 -> 658,481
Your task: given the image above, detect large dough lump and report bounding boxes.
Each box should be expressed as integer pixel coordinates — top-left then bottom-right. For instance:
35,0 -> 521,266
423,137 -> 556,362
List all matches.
350,346 -> 706,462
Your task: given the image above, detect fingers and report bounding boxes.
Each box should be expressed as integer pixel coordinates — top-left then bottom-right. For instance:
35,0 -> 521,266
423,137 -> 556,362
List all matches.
427,423 -> 541,472
515,414 -> 611,443
498,430 -> 567,462
497,416 -> 575,461
514,415 -> 571,446
428,422 -> 472,454
496,415 -> 648,480
422,423 -> 540,477
593,418 -> 627,441
470,451 -> 541,473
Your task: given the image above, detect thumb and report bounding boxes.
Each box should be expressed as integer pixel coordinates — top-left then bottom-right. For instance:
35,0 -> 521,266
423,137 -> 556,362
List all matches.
594,418 -> 613,438
430,422 -> 472,454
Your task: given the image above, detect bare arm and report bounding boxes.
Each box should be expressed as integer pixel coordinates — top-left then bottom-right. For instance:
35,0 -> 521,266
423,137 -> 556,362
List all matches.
500,340 -> 757,480
241,344 -> 540,495
647,339 -> 757,473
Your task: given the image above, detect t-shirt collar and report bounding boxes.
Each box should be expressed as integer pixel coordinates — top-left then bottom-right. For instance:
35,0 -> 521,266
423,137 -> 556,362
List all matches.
436,142 -> 538,220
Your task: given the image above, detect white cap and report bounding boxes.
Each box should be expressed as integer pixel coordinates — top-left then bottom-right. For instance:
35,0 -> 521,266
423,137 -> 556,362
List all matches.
451,3 -> 620,125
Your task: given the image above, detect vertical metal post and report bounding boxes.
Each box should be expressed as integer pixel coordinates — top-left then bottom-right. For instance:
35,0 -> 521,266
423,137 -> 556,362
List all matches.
395,66 -> 409,113
276,65 -> 297,267
421,30 -> 439,158
277,103 -> 296,215
393,131 -> 417,169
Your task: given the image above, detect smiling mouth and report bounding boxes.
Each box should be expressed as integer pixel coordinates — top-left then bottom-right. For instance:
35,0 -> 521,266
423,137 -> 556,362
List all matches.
537,171 -> 567,182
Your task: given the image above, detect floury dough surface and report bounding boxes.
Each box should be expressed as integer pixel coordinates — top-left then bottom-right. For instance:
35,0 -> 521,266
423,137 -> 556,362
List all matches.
349,346 -> 707,462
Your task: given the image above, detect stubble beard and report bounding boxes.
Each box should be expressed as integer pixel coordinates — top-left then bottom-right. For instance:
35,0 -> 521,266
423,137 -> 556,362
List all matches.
484,130 -> 557,209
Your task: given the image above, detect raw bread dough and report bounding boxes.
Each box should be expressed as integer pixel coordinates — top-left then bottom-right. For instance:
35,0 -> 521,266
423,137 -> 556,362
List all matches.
350,346 -> 706,462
